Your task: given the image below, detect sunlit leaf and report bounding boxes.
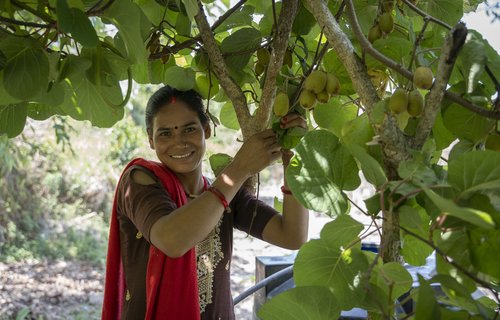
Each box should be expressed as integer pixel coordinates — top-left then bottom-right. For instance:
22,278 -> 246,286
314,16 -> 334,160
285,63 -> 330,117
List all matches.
57,0 -> 98,47
209,153 -> 233,177
163,66 -> 196,90
312,100 -> 357,137
219,102 -> 239,130
346,144 -> 387,187
415,275 -> 440,320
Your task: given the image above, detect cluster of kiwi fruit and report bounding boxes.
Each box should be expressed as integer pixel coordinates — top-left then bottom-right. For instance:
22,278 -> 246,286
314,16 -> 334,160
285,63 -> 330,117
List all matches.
255,47 -> 293,77
388,66 -> 433,117
297,70 -> 340,110
368,1 -> 395,43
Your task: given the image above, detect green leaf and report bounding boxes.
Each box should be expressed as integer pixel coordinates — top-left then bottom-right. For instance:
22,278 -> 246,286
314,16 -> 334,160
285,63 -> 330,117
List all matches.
258,286 -> 340,320
448,150 -> 500,198
219,102 -> 240,130
401,235 -> 434,266
371,37 -> 412,68
469,229 -> 500,279
103,0 -> 149,63
163,66 -> 196,90
346,144 -> 387,187
312,100 -> 357,137
181,0 -> 199,20
456,37 -> 487,94
273,196 -> 283,213
292,2 -> 316,36
443,98 -> 493,143
376,262 -> 413,299
3,43 -> 49,100
323,51 -> 355,95
426,0 -> 462,27
320,215 -> 364,249
286,130 -> 350,215
27,103 -> 63,121
59,54 -> 92,80
221,28 -> 261,53
415,275 -> 440,320
57,0 -> 98,47
399,205 -> 429,236
420,185 -> 495,229
0,72 -> 23,105
294,239 -> 369,309
214,5 -> 255,32
175,12 -> 192,36
432,109 -> 455,150
0,104 -> 27,138
209,153 -> 233,177
341,113 -> 374,146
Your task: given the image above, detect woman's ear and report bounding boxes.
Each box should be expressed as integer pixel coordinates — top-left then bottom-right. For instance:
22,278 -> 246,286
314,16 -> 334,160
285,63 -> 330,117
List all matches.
148,132 -> 155,150
204,123 -> 211,139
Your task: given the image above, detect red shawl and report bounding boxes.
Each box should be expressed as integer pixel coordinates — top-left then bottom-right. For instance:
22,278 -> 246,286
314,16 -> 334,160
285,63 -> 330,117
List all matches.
102,158 -> 200,320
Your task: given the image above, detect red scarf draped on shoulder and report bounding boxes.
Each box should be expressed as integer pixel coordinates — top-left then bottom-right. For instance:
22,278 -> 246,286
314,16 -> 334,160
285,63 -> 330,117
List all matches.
102,158 -> 200,320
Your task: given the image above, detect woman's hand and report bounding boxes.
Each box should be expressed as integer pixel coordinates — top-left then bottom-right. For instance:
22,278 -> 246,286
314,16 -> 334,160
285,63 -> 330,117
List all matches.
232,129 -> 282,176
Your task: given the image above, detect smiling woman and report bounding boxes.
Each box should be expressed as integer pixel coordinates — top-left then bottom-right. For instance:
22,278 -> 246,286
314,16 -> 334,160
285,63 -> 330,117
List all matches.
101,85 -> 309,320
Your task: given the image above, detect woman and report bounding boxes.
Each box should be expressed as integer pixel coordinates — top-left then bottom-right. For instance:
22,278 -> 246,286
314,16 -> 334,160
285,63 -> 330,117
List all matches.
102,86 -> 308,319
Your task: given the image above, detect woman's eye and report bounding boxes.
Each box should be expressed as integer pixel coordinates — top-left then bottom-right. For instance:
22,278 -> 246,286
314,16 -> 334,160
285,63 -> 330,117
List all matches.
159,131 -> 171,137
185,127 -> 196,133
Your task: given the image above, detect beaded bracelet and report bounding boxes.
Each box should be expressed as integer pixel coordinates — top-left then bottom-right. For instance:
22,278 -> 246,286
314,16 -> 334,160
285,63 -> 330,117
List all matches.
281,185 -> 292,195
207,186 -> 231,213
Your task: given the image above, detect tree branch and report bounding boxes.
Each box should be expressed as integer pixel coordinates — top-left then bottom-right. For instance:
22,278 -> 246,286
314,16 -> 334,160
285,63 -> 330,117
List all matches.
412,23 -> 467,149
0,16 -> 52,28
401,0 -> 452,30
255,0 -> 299,131
193,1 -> 252,136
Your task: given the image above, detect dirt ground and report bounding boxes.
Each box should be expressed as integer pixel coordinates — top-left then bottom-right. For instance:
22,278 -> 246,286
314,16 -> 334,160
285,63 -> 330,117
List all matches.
0,228 -> 301,320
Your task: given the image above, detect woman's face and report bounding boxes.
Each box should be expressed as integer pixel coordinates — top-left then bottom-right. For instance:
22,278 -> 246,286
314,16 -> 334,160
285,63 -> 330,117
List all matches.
148,101 -> 210,175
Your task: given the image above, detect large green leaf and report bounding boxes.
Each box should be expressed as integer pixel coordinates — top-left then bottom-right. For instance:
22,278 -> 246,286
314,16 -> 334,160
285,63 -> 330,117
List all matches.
209,153 -> 233,177
163,66 -> 196,90
376,262 -> 413,299
286,130 -> 353,214
427,0 -> 462,27
312,100 -> 357,137
432,109 -> 455,150
221,28 -> 261,54
341,113 -> 374,146
320,215 -> 364,249
443,98 -> 494,144
448,150 -> 500,198
0,104 -> 27,138
456,36 -> 487,94
102,0 -> 149,63
294,239 -> 369,309
215,5 -> 255,32
61,77 -> 124,127
181,0 -> 199,20
420,186 -> 495,229
401,235 -> 434,266
469,229 -> 500,279
346,144 -> 387,188
0,72 -> 23,105
415,275 -> 440,320
57,0 -> 98,47
219,102 -> 239,130
3,43 -> 49,100
258,286 -> 340,320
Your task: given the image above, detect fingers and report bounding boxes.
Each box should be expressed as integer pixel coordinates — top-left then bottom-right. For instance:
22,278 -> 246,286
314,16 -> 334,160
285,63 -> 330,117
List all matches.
280,113 -> 307,130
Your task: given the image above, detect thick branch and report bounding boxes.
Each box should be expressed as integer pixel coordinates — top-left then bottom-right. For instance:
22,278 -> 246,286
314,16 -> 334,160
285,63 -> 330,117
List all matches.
412,23 -> 467,149
254,0 -> 299,132
194,1 -> 252,136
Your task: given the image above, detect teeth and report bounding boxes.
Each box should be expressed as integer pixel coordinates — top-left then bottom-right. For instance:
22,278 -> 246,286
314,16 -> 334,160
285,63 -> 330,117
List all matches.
171,152 -> 192,159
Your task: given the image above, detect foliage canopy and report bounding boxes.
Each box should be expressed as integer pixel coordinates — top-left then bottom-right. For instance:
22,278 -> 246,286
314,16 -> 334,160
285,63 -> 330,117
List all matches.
1,0 -> 500,318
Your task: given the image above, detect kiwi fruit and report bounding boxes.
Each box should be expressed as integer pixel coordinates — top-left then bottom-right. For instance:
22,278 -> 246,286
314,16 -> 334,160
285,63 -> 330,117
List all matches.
316,90 -> 330,104
407,89 -> 424,117
257,48 -> 270,65
273,92 -> 290,117
299,89 -> 317,109
325,73 -> 340,95
255,61 -> 265,76
368,25 -> 382,43
304,70 -> 327,94
378,13 -> 394,34
389,88 -> 408,114
413,66 -> 433,90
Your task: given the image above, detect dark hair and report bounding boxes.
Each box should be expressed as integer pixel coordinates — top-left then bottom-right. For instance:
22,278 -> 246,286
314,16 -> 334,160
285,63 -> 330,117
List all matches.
145,86 -> 209,135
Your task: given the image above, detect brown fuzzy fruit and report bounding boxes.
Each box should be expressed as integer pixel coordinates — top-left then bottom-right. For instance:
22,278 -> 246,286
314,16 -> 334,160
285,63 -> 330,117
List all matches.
273,92 -> 290,117
378,13 -> 394,34
407,89 -> 424,117
389,88 -> 408,114
325,73 -> 340,95
299,90 -> 317,109
304,70 -> 327,94
316,90 -> 330,104
368,25 -> 382,43
413,66 -> 433,90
